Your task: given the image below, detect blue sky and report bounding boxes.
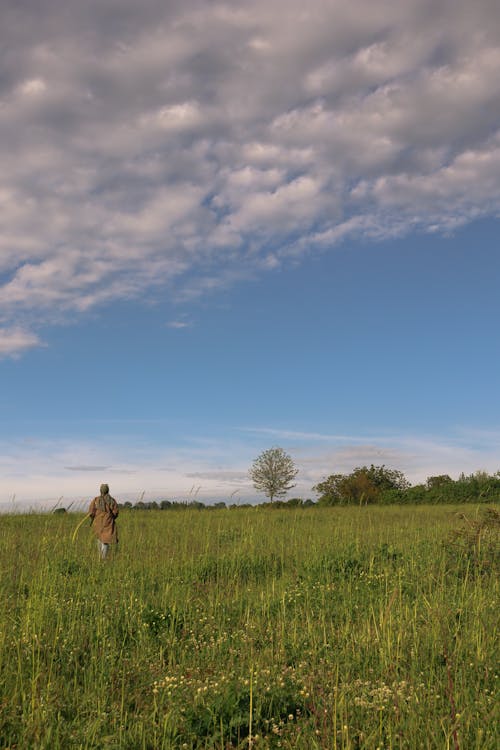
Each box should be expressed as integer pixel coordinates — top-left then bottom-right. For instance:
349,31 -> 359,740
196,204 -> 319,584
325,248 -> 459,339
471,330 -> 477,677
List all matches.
1,1 -> 500,507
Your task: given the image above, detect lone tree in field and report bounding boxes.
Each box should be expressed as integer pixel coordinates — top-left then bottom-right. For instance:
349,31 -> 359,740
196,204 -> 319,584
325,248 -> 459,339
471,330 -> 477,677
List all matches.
249,447 -> 298,503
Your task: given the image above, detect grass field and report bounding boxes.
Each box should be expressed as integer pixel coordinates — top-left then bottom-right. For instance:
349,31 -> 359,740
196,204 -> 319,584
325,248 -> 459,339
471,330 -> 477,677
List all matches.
0,505 -> 498,749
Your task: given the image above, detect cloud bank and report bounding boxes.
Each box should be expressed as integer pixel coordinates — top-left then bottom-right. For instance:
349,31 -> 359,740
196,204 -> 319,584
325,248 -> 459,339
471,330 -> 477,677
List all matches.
2,0 -> 500,353
2,425 -> 500,508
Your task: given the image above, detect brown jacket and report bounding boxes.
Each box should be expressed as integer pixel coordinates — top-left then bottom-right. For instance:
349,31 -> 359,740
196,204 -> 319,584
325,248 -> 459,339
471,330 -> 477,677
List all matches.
89,495 -> 119,544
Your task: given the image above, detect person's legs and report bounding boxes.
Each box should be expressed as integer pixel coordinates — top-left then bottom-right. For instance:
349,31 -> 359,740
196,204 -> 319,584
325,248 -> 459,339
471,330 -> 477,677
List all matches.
97,540 -> 110,559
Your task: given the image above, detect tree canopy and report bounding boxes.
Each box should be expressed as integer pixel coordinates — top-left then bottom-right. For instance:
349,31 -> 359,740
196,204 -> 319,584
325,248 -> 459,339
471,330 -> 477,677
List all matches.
313,464 -> 410,505
249,447 -> 298,503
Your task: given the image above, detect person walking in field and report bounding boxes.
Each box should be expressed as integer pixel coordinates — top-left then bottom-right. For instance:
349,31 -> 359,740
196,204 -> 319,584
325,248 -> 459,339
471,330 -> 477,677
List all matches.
89,483 -> 119,559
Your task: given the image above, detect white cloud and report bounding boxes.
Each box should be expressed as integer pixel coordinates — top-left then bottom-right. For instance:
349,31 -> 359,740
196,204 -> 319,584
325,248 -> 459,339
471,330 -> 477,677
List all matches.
239,424 -> 500,487
225,174 -> 328,235
0,327 -> 43,357
166,320 -> 192,329
18,78 -> 47,96
0,433 -> 257,507
2,425 -> 500,507
155,101 -> 203,132
1,0 -> 500,339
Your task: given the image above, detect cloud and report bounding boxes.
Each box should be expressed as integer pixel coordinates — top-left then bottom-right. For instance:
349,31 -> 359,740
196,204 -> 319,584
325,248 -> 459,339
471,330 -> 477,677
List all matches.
0,327 -> 43,357
0,432 -> 257,506
2,423 -> 500,506
185,470 -> 249,484
240,427 -> 372,442
1,0 -> 500,338
65,465 -> 109,472
238,423 -> 500,488
166,320 -> 192,329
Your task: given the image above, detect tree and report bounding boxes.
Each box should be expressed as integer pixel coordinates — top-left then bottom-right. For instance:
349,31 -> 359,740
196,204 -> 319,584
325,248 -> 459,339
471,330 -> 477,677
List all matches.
426,475 -> 453,490
312,473 -> 345,505
249,447 -> 298,503
314,464 -> 410,505
340,468 -> 381,505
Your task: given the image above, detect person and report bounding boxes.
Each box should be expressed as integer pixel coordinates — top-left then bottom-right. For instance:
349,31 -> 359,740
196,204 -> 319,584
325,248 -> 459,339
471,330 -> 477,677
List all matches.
89,483 -> 119,559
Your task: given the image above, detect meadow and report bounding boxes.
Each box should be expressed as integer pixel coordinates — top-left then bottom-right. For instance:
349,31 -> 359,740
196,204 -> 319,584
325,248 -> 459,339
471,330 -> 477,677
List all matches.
0,505 -> 498,749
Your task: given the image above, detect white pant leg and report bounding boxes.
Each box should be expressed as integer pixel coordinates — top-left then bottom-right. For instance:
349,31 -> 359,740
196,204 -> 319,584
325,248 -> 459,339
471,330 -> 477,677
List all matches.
98,540 -> 109,559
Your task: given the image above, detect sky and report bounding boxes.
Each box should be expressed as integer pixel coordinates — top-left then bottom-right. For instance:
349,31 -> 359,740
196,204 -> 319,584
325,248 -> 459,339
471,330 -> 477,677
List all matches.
2,0 -> 500,508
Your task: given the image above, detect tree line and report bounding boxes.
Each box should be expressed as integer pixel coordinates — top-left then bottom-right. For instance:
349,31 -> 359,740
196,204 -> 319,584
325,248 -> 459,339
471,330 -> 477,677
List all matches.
249,447 -> 500,506
115,446 -> 500,510
313,466 -> 500,505
52,446 -> 500,513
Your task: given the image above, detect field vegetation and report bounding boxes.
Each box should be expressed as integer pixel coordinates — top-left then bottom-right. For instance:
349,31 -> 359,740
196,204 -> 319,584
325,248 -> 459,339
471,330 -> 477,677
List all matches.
0,504 -> 498,749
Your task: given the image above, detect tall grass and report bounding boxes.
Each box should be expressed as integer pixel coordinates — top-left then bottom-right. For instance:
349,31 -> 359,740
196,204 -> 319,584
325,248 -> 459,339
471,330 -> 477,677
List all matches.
0,506 -> 498,749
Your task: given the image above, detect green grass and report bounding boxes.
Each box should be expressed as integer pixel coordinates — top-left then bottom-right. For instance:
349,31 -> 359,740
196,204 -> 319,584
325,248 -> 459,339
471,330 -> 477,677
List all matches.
0,505 -> 498,749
